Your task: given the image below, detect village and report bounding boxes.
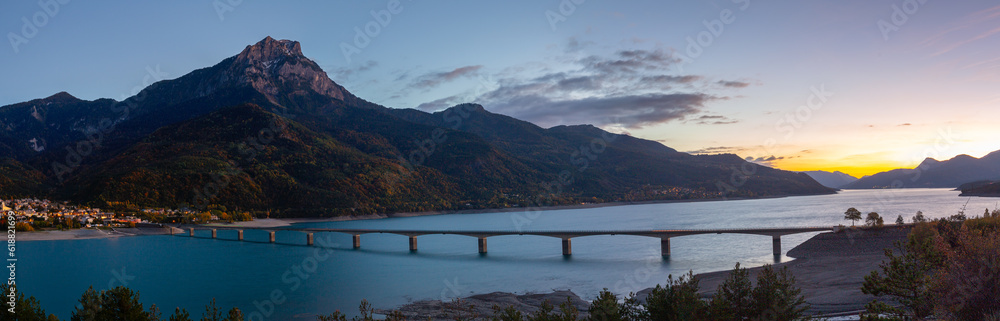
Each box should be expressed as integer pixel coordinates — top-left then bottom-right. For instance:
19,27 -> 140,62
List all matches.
1,198 -> 215,231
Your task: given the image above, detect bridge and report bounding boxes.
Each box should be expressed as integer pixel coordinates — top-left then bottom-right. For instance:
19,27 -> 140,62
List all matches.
175,225 -> 834,257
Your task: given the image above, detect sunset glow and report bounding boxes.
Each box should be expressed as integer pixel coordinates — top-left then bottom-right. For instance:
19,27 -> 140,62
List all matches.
2,1 -> 999,176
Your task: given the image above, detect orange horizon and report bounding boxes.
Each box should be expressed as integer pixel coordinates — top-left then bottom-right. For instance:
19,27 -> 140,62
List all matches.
770,159 -> 913,179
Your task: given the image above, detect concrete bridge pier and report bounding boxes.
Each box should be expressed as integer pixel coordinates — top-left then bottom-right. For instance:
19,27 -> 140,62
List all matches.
409,236 -> 418,251
307,233 -> 314,246
352,234 -> 361,249
661,238 -> 671,257
772,235 -> 781,256
478,237 -> 487,254
562,238 -> 572,256
237,230 -> 243,241
269,231 -> 276,243
189,228 -> 195,237
211,229 -> 217,239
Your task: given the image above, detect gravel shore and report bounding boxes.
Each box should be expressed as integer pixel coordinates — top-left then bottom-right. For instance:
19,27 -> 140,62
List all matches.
386,226 -> 911,319
689,226 -> 911,315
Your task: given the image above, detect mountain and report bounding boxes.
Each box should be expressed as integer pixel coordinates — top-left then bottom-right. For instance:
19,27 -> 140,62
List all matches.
957,180 -> 1000,197
0,37 -> 835,216
799,171 -> 857,188
841,151 -> 1000,189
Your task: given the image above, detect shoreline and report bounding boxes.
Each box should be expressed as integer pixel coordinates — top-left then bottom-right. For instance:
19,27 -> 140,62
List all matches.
15,194 -> 817,241
385,226 -> 911,319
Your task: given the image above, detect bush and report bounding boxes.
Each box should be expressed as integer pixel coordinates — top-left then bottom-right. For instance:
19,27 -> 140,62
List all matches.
865,212 -> 884,228
931,225 -> 1000,320
862,219 -> 1000,319
750,265 -> 808,319
644,271 -> 706,321
861,225 -> 940,319
70,286 -> 149,321
15,221 -> 34,231
0,284 -> 54,321
708,264 -> 808,320
709,263 -> 753,319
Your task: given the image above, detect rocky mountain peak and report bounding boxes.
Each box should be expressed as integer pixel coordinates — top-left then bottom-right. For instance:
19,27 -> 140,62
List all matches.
234,36 -> 304,65
225,36 -> 345,102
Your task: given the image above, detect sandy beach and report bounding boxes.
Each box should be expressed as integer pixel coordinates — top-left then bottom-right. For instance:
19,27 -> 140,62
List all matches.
17,226 -> 180,241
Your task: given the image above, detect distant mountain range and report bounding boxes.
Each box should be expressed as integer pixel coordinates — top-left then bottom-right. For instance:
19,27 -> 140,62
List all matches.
958,180 -> 1000,197
0,37 -> 834,216
799,171 -> 858,189
841,151 -> 1000,189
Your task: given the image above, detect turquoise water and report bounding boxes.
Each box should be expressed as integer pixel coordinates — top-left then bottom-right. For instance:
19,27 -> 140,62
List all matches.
19,189 -> 994,320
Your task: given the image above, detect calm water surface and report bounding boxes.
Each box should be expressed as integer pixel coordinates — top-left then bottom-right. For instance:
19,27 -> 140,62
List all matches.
20,189 -> 995,320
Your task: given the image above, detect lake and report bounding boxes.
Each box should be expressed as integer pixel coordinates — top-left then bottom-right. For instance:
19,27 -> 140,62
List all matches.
19,188 -> 995,320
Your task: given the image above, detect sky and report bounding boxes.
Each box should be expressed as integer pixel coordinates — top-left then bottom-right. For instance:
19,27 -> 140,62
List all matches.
2,0 -> 999,178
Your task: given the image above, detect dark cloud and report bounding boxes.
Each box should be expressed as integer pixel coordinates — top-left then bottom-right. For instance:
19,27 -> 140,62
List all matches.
556,76 -> 600,91
749,155 -> 786,166
643,75 -> 702,84
898,123 -> 912,126
686,146 -> 744,154
487,93 -> 714,129
410,65 -> 483,89
415,42 -> 748,128
717,80 -> 750,88
692,114 -> 738,125
581,49 -> 679,75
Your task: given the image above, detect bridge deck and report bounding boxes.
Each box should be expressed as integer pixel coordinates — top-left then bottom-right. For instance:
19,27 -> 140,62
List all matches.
180,225 -> 835,256
189,225 -> 832,239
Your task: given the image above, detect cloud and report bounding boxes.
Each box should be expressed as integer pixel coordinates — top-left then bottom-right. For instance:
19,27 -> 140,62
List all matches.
485,92 -> 715,129
410,65 -> 483,89
416,95 -> 463,111
898,123 -> 912,126
717,80 -> 750,88
580,49 -> 680,75
686,146 -> 745,154
693,114 -> 738,125
415,40 -> 749,129
565,37 -> 596,53
331,60 -> 378,80
749,155 -> 786,166
643,75 -> 702,85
